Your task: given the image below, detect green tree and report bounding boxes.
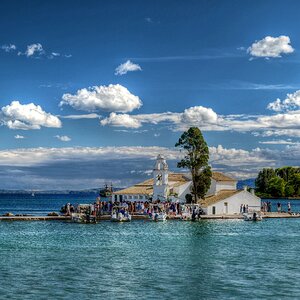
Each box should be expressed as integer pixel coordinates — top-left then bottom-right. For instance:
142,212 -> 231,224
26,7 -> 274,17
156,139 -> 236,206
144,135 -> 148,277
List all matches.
267,177 -> 285,197
291,173 -> 300,196
175,127 -> 211,202
185,194 -> 193,204
255,168 -> 276,193
276,166 -> 296,182
285,184 -> 295,197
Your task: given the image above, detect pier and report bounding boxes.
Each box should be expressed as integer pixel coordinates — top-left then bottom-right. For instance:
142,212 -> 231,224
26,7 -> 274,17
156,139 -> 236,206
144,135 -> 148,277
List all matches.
1,212 -> 300,221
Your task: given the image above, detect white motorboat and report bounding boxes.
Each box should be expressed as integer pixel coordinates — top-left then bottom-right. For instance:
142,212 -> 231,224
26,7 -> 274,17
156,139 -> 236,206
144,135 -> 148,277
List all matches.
71,213 -> 85,223
149,203 -> 167,221
181,204 -> 202,221
151,212 -> 167,221
181,212 -> 192,221
111,207 -> 131,222
243,212 -> 262,221
71,212 -> 97,223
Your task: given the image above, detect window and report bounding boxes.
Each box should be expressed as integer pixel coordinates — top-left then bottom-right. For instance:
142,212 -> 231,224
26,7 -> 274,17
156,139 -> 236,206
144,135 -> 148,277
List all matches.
212,206 -> 216,215
129,196 -> 132,199
139,195 -> 143,199
134,195 -> 138,199
124,195 -> 127,200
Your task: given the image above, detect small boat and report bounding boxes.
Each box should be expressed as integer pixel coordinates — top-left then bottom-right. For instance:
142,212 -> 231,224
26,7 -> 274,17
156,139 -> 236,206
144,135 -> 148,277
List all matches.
181,212 -> 192,221
71,213 -> 97,223
149,203 -> 167,221
111,207 -> 131,222
71,213 -> 85,223
243,212 -> 262,221
151,212 -> 167,221
180,204 -> 201,221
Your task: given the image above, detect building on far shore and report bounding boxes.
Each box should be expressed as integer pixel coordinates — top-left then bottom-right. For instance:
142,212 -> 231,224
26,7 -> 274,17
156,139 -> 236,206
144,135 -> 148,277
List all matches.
113,154 -> 261,215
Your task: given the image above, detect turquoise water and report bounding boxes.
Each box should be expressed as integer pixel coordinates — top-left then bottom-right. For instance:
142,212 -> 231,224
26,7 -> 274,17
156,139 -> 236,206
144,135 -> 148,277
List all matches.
1,219 -> 300,299
0,194 -> 98,216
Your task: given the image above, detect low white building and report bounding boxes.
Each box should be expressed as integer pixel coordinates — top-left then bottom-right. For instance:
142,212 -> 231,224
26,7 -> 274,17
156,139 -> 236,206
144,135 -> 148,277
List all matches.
113,154 -> 261,215
200,187 -> 261,215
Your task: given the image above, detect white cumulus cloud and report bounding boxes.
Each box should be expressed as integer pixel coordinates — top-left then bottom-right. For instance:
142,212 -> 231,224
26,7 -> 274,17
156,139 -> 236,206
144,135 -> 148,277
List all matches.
55,135 -> 71,142
60,84 -> 142,113
115,60 -> 142,75
14,135 -> 25,139
1,44 -> 16,52
248,35 -> 294,58
25,43 -> 44,57
100,112 -> 142,128
1,101 -> 61,130
181,106 -> 219,124
267,90 -> 300,112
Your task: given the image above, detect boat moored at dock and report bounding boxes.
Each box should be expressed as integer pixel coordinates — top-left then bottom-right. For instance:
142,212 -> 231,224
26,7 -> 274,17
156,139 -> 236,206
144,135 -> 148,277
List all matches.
111,206 -> 131,222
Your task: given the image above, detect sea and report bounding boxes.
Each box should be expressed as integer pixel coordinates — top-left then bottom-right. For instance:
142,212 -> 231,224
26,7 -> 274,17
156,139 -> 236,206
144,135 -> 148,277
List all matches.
1,194 -> 300,299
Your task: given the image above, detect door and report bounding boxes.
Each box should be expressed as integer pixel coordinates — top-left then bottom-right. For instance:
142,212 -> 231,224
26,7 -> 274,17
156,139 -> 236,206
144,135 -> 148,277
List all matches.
212,206 -> 216,215
224,202 -> 228,214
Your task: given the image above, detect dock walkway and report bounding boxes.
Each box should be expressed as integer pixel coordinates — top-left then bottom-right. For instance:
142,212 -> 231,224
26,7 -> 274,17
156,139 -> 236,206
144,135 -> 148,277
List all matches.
1,212 -> 300,221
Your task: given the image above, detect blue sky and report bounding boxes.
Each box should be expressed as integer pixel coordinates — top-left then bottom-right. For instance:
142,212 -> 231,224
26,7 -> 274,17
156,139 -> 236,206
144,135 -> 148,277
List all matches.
0,0 -> 300,189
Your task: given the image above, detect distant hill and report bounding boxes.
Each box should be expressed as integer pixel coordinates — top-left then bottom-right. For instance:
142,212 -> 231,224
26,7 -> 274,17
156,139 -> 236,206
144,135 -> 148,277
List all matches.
0,187 -> 123,195
0,181 -> 255,195
237,178 -> 255,190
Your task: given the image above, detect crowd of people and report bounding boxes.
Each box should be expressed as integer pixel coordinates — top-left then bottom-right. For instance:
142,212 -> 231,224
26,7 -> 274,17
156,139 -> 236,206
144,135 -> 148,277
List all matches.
62,197 -> 202,218
261,201 -> 292,213
240,204 -> 249,214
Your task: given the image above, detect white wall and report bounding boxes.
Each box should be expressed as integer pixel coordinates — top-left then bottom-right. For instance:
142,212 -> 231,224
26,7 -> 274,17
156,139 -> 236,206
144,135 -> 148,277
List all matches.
206,179 -> 217,196
215,181 -> 237,193
113,194 -> 149,202
206,191 -> 261,215
206,179 -> 237,196
176,182 -> 192,201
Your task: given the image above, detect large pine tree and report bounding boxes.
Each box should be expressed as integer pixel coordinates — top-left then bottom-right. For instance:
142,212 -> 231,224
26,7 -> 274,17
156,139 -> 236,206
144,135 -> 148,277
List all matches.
175,127 -> 211,202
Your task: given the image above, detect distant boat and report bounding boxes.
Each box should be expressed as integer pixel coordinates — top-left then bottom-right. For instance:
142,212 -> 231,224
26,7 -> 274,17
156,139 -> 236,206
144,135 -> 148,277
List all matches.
99,184 -> 113,197
31,192 -> 35,197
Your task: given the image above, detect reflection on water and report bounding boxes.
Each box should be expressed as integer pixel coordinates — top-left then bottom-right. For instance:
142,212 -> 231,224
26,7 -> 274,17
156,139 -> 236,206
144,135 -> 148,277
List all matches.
0,219 -> 300,299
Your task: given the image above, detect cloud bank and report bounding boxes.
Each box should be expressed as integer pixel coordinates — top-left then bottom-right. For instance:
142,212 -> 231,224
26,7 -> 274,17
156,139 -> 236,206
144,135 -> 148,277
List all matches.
0,144 -> 298,189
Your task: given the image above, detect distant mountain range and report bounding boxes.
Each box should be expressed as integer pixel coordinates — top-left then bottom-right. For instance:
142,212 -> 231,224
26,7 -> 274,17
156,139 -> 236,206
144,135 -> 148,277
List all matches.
0,179 -> 256,194
0,188 -> 101,195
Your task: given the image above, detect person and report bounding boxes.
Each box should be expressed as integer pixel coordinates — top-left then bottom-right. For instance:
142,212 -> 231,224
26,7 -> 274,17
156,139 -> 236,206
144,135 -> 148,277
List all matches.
240,204 -> 243,214
277,202 -> 281,213
288,202 -> 291,213
66,203 -> 71,216
242,204 -> 246,213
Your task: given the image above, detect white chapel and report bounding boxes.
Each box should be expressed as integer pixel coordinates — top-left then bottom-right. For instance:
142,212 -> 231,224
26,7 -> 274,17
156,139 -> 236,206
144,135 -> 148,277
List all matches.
113,155 -> 261,215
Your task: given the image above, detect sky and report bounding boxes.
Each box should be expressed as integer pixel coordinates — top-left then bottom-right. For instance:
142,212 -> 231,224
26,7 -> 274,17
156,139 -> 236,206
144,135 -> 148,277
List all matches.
0,0 -> 300,190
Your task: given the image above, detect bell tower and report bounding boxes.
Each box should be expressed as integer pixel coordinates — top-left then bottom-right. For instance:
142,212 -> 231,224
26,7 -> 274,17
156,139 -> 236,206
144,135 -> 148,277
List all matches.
153,154 -> 169,200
